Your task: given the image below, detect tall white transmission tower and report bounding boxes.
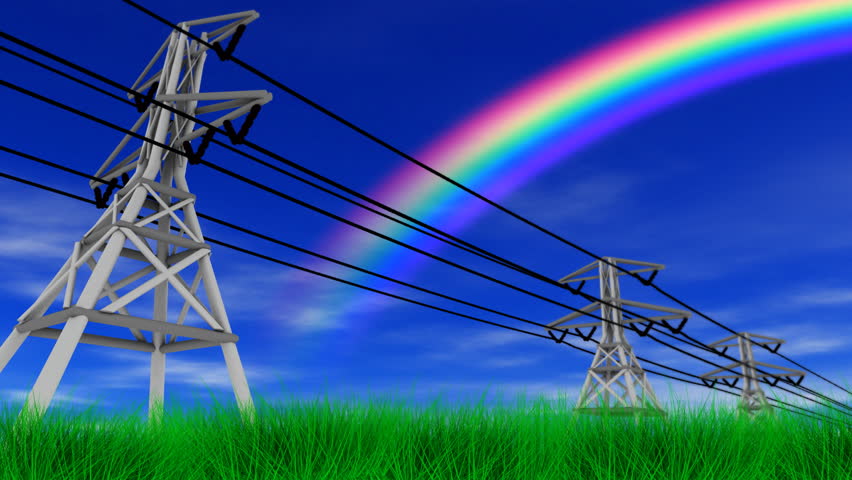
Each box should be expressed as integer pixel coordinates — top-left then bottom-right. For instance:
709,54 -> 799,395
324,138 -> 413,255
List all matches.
0,10 -> 272,426
700,332 -> 805,417
547,257 -> 692,417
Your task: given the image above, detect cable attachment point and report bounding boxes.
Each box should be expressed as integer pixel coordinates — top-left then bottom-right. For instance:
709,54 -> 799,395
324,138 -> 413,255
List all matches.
548,329 -> 569,344
577,326 -> 596,341
637,270 -> 659,286
133,81 -> 159,113
700,378 -> 718,388
625,320 -> 655,337
721,378 -> 739,388
211,24 -> 247,61
660,317 -> 688,334
222,104 -> 262,145
93,177 -> 119,209
183,128 -> 216,165
768,377 -> 782,387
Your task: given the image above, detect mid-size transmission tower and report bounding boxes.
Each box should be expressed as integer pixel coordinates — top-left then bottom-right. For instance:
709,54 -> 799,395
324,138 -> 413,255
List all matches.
0,10 -> 272,426
700,332 -> 805,417
547,257 -> 691,417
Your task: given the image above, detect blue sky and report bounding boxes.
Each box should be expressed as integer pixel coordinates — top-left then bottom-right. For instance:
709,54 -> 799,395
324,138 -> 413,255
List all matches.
1,0 -> 850,425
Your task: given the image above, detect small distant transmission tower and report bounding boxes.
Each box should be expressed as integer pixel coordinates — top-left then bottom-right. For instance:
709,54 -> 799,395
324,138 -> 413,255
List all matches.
700,332 -> 805,418
547,257 -> 691,417
0,10 -> 272,426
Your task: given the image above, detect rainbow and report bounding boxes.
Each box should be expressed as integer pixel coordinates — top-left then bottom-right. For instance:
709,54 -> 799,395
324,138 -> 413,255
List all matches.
272,0 -> 852,355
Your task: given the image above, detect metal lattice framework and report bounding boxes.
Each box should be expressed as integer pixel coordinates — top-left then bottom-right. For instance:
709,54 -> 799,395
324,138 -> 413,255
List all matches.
0,10 -> 271,426
547,257 -> 692,417
700,332 -> 805,417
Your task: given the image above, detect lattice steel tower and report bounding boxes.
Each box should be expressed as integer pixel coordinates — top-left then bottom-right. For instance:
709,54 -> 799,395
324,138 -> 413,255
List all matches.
547,257 -> 691,417
700,332 -> 805,417
0,11 -> 271,426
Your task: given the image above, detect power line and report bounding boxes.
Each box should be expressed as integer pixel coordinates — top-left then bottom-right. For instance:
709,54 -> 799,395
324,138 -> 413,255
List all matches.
0,79 -> 672,344
4,145 -> 850,427
0,143 -> 592,342
1,166 -> 848,431
0,35 -> 740,357
0,30 -> 542,277
119,1 -> 852,398
0,31 -> 820,383
3,77 -> 845,416
2,32 -> 845,412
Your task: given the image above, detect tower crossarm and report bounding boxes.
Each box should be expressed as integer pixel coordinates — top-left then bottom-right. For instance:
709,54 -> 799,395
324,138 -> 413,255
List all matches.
128,10 -> 261,96
90,12 -> 272,192
558,257 -> 665,284
707,332 -> 785,351
546,303 -> 684,331
701,361 -> 806,380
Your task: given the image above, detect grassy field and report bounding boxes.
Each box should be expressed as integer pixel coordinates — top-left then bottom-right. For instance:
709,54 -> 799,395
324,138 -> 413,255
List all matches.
0,385 -> 849,480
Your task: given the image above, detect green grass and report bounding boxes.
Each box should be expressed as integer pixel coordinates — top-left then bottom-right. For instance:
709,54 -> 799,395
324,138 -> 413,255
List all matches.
0,384 -> 849,480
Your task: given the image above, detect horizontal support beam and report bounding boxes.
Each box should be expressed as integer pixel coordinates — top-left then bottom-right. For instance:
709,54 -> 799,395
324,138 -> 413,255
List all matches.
108,246 -> 198,266
28,327 -> 155,353
604,257 -> 665,270
708,332 -> 784,349
566,267 -> 660,284
558,260 -> 600,283
116,221 -> 210,251
158,90 -> 269,102
590,365 -> 644,373
617,298 -> 692,317
547,316 -> 661,331
133,178 -> 195,201
160,339 -> 223,353
16,307 -> 238,344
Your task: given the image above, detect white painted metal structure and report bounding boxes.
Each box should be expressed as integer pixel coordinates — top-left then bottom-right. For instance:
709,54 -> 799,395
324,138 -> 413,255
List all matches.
547,257 -> 692,417
700,332 -> 805,417
0,10 -> 271,426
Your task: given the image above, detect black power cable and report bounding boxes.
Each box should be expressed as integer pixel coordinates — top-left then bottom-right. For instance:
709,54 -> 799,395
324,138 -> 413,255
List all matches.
3,77 -> 846,417
3,144 -> 850,428
0,33 -> 519,274
3,31 -> 836,406
0,166 -> 848,431
118,1 -> 852,398
0,36 -> 758,372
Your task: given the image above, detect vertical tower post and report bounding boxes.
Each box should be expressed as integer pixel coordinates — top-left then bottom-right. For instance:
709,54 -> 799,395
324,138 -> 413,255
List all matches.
547,257 -> 691,418
700,332 -> 805,418
0,10 -> 271,428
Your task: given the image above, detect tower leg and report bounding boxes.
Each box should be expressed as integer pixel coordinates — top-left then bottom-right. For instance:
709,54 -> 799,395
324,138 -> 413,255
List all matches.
149,340 -> 166,423
220,342 -> 255,425
0,329 -> 30,374
19,314 -> 89,422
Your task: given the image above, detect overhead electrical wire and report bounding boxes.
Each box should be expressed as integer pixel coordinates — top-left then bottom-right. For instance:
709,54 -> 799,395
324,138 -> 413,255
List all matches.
3,32 -> 843,406
0,164 -> 848,431
2,143 -> 849,427
118,1 -> 852,398
2,59 -> 846,416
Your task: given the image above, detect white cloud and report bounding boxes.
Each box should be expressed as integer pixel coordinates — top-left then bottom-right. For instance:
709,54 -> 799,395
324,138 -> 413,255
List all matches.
94,348 -> 299,391
481,356 -> 542,368
500,171 -> 644,227
789,288 -> 852,306
0,388 -> 112,407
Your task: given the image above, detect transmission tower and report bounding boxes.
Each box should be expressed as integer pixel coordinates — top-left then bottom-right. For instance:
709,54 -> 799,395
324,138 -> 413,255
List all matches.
0,10 -> 272,426
547,257 -> 691,417
700,332 -> 805,418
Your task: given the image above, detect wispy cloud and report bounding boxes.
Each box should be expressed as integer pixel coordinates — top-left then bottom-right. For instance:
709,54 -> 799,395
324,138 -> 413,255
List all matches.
789,287 -> 852,306
94,349 -> 299,391
0,388 -> 112,407
500,170 -> 645,227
